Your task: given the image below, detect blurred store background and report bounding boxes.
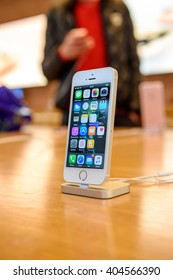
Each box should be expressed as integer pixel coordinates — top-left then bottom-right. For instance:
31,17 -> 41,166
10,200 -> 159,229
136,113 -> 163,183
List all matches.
0,0 -> 173,126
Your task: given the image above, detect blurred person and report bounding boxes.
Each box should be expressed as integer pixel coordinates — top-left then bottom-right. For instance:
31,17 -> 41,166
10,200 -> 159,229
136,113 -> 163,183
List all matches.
42,0 -> 141,126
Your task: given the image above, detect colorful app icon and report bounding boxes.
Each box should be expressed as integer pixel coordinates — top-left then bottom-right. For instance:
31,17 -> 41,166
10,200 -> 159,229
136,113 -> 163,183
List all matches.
68,154 -> 77,164
74,102 -> 81,112
78,139 -> 86,149
81,114 -> 88,123
100,87 -> 108,97
87,139 -> 95,149
82,102 -> 89,111
89,113 -> 97,123
94,155 -> 102,165
70,139 -> 78,148
80,126 -> 87,136
92,88 -> 99,97
83,89 -> 90,98
73,116 -> 79,122
86,155 -> 93,165
77,155 -> 85,164
90,101 -> 98,110
88,126 -> 96,136
99,100 -> 107,110
97,126 -> 105,136
75,90 -> 82,99
71,126 -> 79,136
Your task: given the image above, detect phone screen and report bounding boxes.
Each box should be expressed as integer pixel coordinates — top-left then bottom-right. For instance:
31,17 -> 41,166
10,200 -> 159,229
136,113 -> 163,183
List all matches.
66,82 -> 111,169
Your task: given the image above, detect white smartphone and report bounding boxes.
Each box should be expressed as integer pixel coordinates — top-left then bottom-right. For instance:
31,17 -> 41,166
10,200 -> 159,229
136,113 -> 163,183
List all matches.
63,67 -> 118,185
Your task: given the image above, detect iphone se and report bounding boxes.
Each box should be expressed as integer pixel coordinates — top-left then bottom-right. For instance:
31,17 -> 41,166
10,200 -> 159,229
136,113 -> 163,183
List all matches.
63,67 -> 118,185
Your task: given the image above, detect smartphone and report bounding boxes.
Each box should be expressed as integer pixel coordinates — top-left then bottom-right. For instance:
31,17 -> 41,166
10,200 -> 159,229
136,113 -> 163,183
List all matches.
63,67 -> 118,185
139,81 -> 166,133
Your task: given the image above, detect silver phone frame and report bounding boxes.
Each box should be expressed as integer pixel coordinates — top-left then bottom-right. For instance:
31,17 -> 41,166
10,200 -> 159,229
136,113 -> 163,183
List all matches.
63,67 -> 118,185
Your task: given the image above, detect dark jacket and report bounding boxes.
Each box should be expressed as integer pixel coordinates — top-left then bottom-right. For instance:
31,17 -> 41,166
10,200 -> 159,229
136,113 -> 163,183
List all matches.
42,0 -> 141,121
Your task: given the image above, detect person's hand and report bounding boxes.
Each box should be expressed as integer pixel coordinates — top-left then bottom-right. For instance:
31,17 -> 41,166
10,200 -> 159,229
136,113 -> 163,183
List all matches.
57,28 -> 95,61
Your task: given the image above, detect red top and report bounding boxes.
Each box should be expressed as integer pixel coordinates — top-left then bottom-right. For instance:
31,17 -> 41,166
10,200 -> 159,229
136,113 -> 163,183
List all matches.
74,1 -> 107,71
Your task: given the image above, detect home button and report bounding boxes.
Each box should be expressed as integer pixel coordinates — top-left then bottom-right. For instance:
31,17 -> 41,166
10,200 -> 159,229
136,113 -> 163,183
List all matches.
79,170 -> 87,181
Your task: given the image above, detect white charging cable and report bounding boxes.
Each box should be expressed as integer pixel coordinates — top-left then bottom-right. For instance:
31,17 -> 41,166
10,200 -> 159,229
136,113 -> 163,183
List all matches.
110,171 -> 173,184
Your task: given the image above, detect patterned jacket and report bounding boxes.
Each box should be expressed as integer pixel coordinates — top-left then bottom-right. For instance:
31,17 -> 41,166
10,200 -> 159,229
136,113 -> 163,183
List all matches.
42,0 -> 141,114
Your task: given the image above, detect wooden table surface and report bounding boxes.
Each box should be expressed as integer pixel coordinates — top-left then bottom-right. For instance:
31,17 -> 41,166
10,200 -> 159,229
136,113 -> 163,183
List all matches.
0,125 -> 173,260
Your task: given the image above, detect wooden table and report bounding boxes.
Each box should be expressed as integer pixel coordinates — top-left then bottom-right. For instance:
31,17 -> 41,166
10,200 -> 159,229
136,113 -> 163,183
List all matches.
0,125 -> 173,260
